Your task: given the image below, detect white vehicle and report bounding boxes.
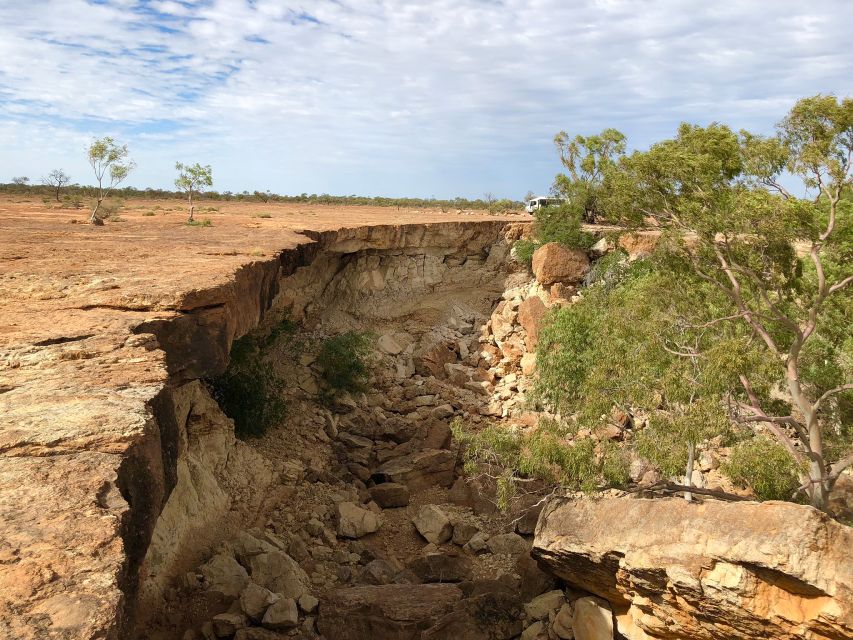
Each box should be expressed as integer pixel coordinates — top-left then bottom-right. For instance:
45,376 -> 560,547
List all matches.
525,196 -> 565,213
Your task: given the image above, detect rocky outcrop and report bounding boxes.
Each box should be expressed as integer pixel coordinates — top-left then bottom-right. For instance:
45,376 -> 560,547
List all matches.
0,214 -> 526,639
532,496 -> 853,640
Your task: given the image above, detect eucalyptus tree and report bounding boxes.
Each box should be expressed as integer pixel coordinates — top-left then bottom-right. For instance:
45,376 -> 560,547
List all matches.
175,162 -> 213,222
595,95 -> 853,510
87,137 -> 135,224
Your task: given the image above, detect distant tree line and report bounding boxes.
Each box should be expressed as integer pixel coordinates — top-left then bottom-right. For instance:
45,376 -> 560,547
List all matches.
1,177 -> 520,212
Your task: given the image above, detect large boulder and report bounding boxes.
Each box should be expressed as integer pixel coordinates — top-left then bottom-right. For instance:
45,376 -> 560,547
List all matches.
572,596 -> 613,640
199,553 -> 250,599
317,584 -> 463,640
246,550 -> 308,599
375,449 -> 455,491
532,242 -> 590,286
533,496 -> 853,640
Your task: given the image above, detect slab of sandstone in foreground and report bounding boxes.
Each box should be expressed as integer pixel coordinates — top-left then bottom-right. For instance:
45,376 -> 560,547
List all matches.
532,496 -> 853,640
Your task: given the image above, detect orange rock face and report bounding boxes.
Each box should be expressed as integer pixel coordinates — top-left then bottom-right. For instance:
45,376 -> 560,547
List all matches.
517,296 -> 547,349
531,242 -> 590,286
0,197 -> 529,640
533,497 -> 853,640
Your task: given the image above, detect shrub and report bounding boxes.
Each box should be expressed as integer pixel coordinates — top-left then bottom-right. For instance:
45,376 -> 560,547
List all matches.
187,218 -> 212,227
207,334 -> 285,439
141,211 -> 155,217
317,331 -> 374,395
534,203 -> 594,250
722,437 -> 803,501
513,239 -> 538,266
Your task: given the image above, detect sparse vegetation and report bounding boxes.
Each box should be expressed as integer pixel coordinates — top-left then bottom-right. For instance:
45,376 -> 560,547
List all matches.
317,331 -> 374,396
723,437 -> 803,501
207,327 -> 291,439
187,218 -> 212,227
87,137 -> 135,224
175,161 -> 213,223
42,169 -> 70,202
451,417 -> 628,510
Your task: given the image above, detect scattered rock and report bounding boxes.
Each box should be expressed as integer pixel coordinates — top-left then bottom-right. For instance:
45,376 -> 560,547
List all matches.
572,596 -> 613,640
247,551 -> 308,599
553,602 -> 574,639
211,612 -> 248,636
412,505 -> 453,544
521,620 -> 545,640
239,582 -> 280,621
487,532 -> 528,556
375,449 -> 455,491
524,589 -> 565,620
463,531 -> 490,555
408,552 -> 473,583
337,501 -> 382,539
261,597 -> 299,630
368,482 -> 410,508
200,554 -> 250,599
298,593 -> 319,614
317,584 -> 463,640
450,520 -> 480,546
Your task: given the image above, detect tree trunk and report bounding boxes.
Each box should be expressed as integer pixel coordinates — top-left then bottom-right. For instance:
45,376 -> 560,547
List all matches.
90,199 -> 103,225
55,187 -> 61,202
188,193 -> 194,222
684,442 -> 695,502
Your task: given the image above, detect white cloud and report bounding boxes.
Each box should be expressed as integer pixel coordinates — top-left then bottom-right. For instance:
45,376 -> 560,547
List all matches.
0,0 -> 850,197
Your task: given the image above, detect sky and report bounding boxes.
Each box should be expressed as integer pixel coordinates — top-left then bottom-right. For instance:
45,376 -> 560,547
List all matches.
0,1 -> 851,200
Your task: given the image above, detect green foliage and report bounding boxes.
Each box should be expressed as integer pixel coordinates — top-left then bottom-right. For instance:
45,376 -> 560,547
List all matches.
208,333 -> 285,439
533,203 -> 594,250
88,136 -> 135,222
175,161 -> 213,196
553,128 -> 626,223
541,96 -> 852,509
187,218 -> 212,227
513,239 -> 538,266
722,437 -> 803,501
451,417 -> 629,508
317,331 -> 374,395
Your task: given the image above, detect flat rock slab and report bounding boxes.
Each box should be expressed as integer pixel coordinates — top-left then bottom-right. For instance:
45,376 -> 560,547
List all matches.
317,584 -> 464,640
533,496 -> 853,640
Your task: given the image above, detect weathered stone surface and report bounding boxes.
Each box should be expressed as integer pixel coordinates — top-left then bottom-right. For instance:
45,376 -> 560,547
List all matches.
368,482 -> 410,508
212,612 -> 249,636
487,532 -> 529,556
200,554 -> 250,599
524,589 -> 565,620
408,552 -> 473,583
572,596 -> 613,640
239,582 -> 280,621
0,214 -> 526,639
316,584 -> 464,640
533,497 -> 853,640
337,501 -> 382,539
412,505 -> 453,544
246,551 -> 308,600
532,242 -> 590,285
375,449 -> 455,491
518,296 -> 547,348
261,597 -> 298,630
421,587 -> 523,640
553,602 -> 574,639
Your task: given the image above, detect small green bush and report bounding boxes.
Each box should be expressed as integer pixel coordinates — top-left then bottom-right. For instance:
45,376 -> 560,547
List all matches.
142,211 -> 155,216
187,218 -> 212,227
534,204 -> 594,250
208,334 -> 285,439
254,213 -> 273,219
513,239 -> 538,266
722,437 -> 803,501
317,331 -> 374,394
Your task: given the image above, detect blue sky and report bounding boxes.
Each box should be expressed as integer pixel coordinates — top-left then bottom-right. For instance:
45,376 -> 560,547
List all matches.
0,0 -> 851,199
